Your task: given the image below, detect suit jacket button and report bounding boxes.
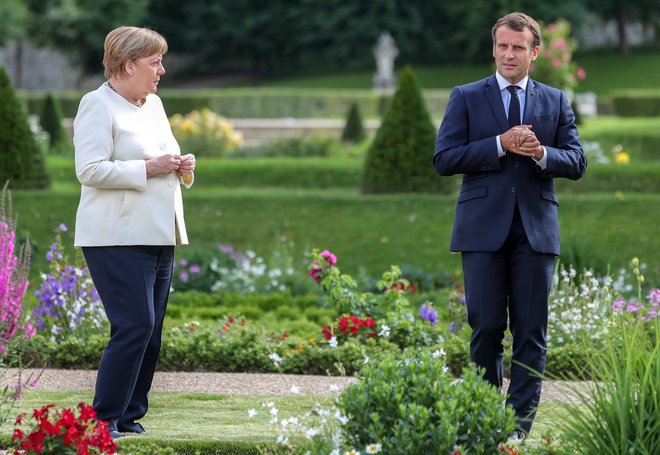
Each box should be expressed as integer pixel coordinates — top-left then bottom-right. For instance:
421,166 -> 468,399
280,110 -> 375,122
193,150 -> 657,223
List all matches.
168,179 -> 175,187
159,143 -> 166,150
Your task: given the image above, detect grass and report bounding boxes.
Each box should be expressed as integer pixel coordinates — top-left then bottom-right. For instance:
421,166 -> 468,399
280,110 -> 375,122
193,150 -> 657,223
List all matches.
13,183 -> 660,288
261,51 -> 660,97
0,389 -> 571,454
0,390 -> 328,454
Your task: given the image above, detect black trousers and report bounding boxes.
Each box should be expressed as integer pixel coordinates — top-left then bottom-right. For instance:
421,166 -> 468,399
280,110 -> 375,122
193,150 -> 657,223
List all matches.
461,207 -> 555,433
83,245 -> 174,430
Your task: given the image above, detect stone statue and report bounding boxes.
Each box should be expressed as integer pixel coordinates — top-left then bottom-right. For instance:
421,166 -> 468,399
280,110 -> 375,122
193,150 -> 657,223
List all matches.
373,31 -> 398,93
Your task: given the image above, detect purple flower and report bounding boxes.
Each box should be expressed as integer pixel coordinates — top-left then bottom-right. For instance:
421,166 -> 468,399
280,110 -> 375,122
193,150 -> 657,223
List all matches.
179,271 -> 189,283
179,258 -> 188,267
612,297 -> 625,312
449,321 -> 456,333
218,244 -> 235,254
45,251 -> 53,262
57,223 -> 68,232
419,303 -> 438,327
189,264 -> 201,274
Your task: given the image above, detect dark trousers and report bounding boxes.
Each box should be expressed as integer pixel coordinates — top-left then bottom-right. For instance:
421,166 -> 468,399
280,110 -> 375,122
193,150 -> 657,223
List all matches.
461,207 -> 555,433
83,245 -> 174,430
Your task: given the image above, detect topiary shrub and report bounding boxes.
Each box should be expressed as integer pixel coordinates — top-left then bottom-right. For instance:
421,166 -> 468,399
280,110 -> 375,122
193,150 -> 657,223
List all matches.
40,93 -> 71,154
0,67 -> 50,189
362,66 -> 453,194
336,349 -> 517,454
341,102 -> 366,143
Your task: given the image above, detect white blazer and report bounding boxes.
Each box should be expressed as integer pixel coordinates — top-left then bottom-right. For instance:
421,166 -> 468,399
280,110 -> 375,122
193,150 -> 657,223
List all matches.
74,83 -> 192,247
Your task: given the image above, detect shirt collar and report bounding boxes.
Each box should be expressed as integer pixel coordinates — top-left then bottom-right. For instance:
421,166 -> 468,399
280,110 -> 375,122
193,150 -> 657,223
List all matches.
495,72 -> 529,93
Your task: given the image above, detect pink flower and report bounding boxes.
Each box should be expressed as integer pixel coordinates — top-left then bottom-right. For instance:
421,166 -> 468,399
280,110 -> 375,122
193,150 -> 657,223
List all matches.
577,67 -> 586,80
552,58 -> 562,69
552,38 -> 566,50
320,250 -> 337,265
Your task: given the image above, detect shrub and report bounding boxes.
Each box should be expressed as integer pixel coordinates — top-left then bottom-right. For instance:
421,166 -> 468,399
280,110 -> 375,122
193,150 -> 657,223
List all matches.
362,66 -> 451,194
532,19 -> 585,91
169,108 -> 243,157
39,93 -> 70,154
335,349 -> 516,454
341,103 -> 366,143
233,135 -> 342,158
0,68 -> 49,189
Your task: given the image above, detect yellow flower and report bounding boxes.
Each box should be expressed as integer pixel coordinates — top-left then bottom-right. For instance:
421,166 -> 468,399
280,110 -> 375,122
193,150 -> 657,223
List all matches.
615,191 -> 624,201
614,152 -> 630,165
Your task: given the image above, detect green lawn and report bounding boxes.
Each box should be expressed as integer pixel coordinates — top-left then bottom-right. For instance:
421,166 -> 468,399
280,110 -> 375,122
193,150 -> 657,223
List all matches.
0,389 -> 570,454
261,51 -> 660,97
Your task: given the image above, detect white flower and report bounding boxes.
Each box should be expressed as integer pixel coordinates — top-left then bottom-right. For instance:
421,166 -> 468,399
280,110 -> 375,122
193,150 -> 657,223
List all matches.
329,336 -> 338,349
366,443 -> 382,454
328,383 -> 340,392
247,409 -> 257,418
432,349 -> 447,359
305,427 -> 319,439
269,353 -> 282,366
363,356 -> 370,364
344,451 -> 361,455
270,407 -> 279,417
289,385 -> 301,394
276,435 -> 289,445
335,410 -> 349,425
378,324 -> 390,338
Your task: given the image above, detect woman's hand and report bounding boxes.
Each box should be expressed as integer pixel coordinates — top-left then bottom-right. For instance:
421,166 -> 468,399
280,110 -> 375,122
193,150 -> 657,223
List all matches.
177,154 -> 196,176
146,154 -> 181,178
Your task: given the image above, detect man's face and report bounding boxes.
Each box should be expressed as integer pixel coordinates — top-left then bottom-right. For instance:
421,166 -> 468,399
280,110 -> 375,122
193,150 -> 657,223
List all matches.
492,25 -> 539,85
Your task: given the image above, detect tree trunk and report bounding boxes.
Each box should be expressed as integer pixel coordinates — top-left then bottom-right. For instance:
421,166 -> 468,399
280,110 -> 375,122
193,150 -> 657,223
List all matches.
14,41 -> 23,89
615,0 -> 629,55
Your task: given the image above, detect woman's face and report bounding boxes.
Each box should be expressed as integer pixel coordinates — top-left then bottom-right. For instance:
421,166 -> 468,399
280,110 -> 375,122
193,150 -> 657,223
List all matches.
130,53 -> 165,97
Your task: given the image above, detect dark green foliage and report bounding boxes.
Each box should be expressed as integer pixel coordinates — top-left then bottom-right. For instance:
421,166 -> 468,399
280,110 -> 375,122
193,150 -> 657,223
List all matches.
341,103 -> 366,143
362,67 -> 451,194
0,67 -> 49,189
337,350 -> 517,453
40,93 -> 70,154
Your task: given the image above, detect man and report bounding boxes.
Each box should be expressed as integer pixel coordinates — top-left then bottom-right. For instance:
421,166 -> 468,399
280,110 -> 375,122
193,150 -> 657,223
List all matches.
433,12 -> 586,438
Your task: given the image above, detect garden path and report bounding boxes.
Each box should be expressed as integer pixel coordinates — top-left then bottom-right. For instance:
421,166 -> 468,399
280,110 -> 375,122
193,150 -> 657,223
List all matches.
5,369 -> 590,402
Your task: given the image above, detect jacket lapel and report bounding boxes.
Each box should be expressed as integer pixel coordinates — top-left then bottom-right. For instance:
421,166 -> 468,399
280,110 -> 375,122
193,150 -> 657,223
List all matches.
485,74 -> 509,133
523,79 -> 538,125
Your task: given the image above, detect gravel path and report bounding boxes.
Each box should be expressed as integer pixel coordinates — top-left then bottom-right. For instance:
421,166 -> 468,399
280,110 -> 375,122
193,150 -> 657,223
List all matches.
3,368 -> 590,403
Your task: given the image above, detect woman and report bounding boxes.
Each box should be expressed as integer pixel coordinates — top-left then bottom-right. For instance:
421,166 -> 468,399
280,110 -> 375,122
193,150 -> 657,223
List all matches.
73,26 -> 195,438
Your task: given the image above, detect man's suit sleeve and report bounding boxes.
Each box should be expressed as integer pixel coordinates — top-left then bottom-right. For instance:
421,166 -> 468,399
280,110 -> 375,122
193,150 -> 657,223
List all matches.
538,90 -> 587,181
433,86 -> 501,176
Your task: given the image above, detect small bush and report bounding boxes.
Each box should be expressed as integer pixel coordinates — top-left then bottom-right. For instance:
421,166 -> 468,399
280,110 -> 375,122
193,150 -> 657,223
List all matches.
39,93 -> 70,154
362,67 -> 452,194
233,135 -> 342,158
337,349 -> 516,454
169,108 -> 244,157
341,103 -> 366,143
0,67 -> 50,189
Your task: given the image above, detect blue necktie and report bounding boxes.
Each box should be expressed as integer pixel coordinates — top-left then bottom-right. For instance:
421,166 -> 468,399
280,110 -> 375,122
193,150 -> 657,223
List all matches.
507,85 -> 521,128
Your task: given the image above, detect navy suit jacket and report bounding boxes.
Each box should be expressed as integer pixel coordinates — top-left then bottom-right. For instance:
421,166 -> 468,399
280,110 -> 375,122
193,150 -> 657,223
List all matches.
434,73 -> 587,255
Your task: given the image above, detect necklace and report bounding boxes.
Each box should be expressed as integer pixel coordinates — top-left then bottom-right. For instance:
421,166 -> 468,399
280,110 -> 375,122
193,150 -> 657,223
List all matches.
107,81 -> 142,107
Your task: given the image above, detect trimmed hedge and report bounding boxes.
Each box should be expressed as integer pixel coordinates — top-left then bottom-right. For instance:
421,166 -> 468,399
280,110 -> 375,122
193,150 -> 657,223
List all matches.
611,89 -> 660,117
19,88 -> 450,119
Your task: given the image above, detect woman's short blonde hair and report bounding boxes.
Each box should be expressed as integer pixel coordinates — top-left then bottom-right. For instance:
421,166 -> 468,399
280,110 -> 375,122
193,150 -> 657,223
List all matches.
103,26 -> 168,80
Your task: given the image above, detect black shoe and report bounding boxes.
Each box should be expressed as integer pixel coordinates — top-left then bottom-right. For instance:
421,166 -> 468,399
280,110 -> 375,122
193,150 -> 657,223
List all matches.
108,429 -> 124,439
508,430 -> 526,443
118,422 -> 146,434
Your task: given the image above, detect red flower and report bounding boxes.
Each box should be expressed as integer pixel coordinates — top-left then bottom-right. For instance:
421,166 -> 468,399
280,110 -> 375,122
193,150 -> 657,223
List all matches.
13,403 -> 117,454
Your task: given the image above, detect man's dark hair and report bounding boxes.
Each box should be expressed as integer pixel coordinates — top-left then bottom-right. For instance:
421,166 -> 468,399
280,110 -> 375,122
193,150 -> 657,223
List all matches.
491,12 -> 542,49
